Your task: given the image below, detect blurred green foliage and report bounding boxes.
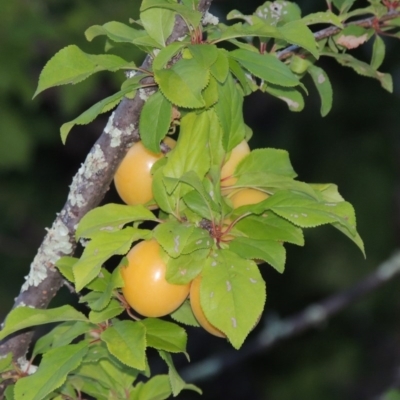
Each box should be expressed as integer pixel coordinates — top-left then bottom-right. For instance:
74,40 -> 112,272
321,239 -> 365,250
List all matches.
1,1 -> 400,399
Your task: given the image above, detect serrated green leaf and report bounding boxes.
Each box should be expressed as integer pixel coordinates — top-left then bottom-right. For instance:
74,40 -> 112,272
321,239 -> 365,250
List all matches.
166,248 -> 210,285
322,51 -> 392,92
301,11 -> 343,27
14,342 -> 88,400
235,148 -> 297,178
333,0 -> 357,14
89,299 -> 125,324
34,45 -> 135,97
130,375 -> 172,400
231,49 -> 300,87
55,256 -> 78,282
265,85 -> 304,112
371,34 -> 386,70
159,351 -> 202,396
187,44 -> 218,69
228,57 -> 253,95
0,306 -> 88,341
153,42 -> 186,70
202,74 -> 219,108
210,49 -> 230,83
76,204 -> 156,239
61,87 -> 136,143
73,227 -> 150,291
141,8 -> 176,47
73,363 -> 115,393
201,250 -> 266,349
250,190 -> 358,238
141,0 -> 202,28
155,58 -> 208,108
170,300 -> 200,327
139,91 -> 172,153
307,65 -> 333,117
255,1 -> 302,25
233,213 -> 304,245
214,73 -> 246,152
101,320 -> 146,370
311,183 -> 345,202
32,321 -> 93,359
279,20 -> 319,58
141,318 -> 187,353
229,237 -> 286,273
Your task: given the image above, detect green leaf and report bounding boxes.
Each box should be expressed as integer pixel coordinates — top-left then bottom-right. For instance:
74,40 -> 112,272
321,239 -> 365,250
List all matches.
14,342 -> 88,400
141,318 -> 187,353
228,57 -> 254,95
233,213 -> 304,246
0,353 -> 12,373
55,256 -> 78,282
76,203 -> 156,239
130,375 -> 172,400
166,248 -> 210,285
154,58 -> 208,108
255,1 -> 302,25
229,237 -> 286,273
85,21 -> 148,43
34,45 -> 135,97
159,351 -> 202,396
202,75 -> 219,108
301,11 -> 343,27
235,148 -> 297,178
4,386 -> 14,400
333,0 -> 356,14
73,227 -> 150,291
279,20 -> 319,58
210,49 -> 230,83
101,320 -> 146,370
141,8 -> 176,47
0,306 -> 88,341
201,250 -> 266,349
265,85 -> 304,112
154,220 -> 194,258
32,321 -> 93,358
140,92 -> 172,153
162,111 -> 211,193
61,87 -> 135,143
230,49 -> 300,87
371,34 -> 386,70
215,74 -> 246,152
187,44 -> 219,69
141,0 -> 202,28
152,168 -> 177,214
153,42 -> 186,70
307,65 -> 333,117
170,300 -> 200,327
322,51 -> 393,92
89,299 -> 125,324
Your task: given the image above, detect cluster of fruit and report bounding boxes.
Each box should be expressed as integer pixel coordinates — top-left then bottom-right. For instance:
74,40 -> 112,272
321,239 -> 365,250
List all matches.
114,138 -> 264,337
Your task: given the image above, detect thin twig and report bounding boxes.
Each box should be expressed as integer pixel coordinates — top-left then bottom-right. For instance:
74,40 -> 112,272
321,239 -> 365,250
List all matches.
182,251 -> 400,382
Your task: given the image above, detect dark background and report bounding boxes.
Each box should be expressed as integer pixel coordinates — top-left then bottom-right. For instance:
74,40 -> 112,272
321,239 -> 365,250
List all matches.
1,1 -> 400,399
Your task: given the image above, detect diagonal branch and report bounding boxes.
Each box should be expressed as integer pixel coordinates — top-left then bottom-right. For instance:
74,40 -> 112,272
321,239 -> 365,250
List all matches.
0,0 -> 212,370
181,251 -> 400,383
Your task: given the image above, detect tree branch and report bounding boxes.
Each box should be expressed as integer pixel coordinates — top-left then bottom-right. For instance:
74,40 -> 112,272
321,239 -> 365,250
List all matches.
0,0 -> 212,368
278,10 -> 400,60
181,251 -> 400,383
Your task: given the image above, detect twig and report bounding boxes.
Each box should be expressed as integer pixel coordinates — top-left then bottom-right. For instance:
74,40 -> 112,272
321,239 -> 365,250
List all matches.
278,10 -> 400,60
181,251 -> 400,383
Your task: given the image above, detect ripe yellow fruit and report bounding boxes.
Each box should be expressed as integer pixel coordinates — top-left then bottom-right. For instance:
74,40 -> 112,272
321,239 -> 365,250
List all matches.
190,274 -> 226,338
220,140 -> 250,188
114,138 -> 176,206
229,188 -> 269,209
121,239 -> 190,317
